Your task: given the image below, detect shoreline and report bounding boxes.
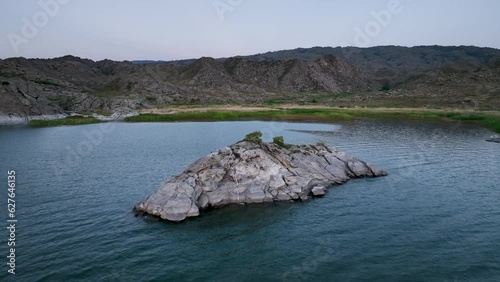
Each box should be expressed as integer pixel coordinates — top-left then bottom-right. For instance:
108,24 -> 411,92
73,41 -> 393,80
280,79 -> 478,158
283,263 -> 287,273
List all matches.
0,114 -> 68,126
128,106 -> 500,133
0,111 -> 138,127
2,105 -> 499,133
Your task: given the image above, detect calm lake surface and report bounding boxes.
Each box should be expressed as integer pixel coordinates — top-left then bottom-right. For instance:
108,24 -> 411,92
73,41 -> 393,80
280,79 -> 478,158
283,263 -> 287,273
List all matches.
0,119 -> 499,282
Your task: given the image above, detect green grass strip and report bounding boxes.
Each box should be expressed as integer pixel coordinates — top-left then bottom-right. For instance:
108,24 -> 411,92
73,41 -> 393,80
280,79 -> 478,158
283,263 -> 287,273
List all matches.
124,108 -> 500,133
29,116 -> 101,127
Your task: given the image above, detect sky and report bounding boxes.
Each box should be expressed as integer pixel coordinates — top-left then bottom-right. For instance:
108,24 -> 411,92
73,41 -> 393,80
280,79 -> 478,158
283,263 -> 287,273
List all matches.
1,0 -> 499,61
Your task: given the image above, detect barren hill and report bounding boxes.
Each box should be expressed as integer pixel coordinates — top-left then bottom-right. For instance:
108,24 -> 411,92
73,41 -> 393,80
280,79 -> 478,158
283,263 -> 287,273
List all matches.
1,45 -> 499,117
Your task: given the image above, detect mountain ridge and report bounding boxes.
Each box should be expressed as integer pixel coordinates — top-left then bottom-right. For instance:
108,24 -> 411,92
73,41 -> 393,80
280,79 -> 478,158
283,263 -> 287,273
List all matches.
1,45 -> 499,117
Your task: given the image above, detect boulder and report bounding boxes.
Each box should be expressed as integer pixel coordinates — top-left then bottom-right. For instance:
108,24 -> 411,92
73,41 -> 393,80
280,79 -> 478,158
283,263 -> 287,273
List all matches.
311,185 -> 327,197
486,135 -> 500,143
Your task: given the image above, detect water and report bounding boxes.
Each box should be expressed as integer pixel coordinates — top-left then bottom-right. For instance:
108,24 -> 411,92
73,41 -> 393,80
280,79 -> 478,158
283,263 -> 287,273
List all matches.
0,119 -> 499,282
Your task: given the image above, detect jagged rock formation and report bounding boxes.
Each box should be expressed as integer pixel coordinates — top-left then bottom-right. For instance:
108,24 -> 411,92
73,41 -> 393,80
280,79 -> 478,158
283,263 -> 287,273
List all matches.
0,54 -> 371,118
1,45 -> 499,119
134,140 -> 387,222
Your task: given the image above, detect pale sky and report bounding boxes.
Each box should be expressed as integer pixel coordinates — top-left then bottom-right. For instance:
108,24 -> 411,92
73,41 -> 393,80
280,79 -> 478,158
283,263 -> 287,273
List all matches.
1,0 -> 499,61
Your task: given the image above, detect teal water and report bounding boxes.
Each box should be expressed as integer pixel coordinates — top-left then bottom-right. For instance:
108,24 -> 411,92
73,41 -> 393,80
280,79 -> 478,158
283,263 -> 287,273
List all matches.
0,119 -> 499,281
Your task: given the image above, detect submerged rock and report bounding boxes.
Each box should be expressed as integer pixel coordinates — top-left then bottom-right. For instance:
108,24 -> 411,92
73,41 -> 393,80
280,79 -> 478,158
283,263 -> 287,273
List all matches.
486,135 -> 500,143
134,141 -> 387,222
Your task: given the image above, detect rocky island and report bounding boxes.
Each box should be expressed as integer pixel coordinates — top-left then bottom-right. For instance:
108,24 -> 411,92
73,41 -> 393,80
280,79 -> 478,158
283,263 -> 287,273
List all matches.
134,132 -> 387,222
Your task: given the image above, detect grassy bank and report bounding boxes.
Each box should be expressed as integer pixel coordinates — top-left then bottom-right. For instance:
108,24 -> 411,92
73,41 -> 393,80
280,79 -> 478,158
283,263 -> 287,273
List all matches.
351,110 -> 500,133
124,109 -> 354,122
126,107 -> 500,133
29,116 -> 101,127
480,116 -> 500,133
25,107 -> 500,133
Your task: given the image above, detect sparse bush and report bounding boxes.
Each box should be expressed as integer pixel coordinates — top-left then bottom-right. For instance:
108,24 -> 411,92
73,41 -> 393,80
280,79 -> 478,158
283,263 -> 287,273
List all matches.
243,131 -> 263,143
379,81 -> 390,91
1,81 -> 10,86
272,136 -> 286,147
316,140 -> 327,147
29,116 -> 100,127
264,99 -> 286,105
145,96 -> 157,102
126,81 -> 136,91
48,97 -> 65,104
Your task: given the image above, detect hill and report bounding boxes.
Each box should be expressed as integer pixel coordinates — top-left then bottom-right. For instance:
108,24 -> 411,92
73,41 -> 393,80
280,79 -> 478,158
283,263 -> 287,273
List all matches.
1,45 -> 499,117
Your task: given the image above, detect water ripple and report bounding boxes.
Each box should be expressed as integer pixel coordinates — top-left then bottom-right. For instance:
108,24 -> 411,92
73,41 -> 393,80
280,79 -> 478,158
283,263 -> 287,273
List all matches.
0,120 -> 499,281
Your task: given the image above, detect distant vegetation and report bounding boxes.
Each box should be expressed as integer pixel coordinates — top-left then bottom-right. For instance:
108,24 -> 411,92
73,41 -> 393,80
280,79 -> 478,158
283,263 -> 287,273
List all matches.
316,140 -> 327,147
272,136 -> 289,148
124,108 -> 500,133
263,99 -> 287,106
145,96 -> 157,102
29,116 -> 101,127
22,106 -> 500,133
485,117 -> 500,133
124,109 -> 353,123
92,84 -> 125,97
48,97 -> 66,104
444,113 -> 500,133
379,81 -> 391,91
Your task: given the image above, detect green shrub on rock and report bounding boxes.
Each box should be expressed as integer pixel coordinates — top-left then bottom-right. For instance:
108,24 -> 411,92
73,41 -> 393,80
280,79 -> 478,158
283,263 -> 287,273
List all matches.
273,136 -> 289,148
243,131 -> 263,143
316,140 -> 327,147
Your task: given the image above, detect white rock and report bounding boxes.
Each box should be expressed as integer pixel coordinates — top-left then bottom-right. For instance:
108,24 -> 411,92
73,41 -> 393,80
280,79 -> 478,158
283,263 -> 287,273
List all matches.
311,185 -> 327,197
135,141 -> 387,221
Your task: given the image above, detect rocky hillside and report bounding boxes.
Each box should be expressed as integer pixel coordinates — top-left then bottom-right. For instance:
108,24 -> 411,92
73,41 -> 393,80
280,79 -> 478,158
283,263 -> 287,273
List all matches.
240,45 -> 500,93
1,45 -> 499,118
0,54 -> 371,117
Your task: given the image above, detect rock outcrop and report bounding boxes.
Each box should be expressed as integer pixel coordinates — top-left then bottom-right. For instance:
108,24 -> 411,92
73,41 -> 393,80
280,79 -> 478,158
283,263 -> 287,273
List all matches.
134,140 -> 387,222
3,46 -> 498,118
486,135 -> 500,143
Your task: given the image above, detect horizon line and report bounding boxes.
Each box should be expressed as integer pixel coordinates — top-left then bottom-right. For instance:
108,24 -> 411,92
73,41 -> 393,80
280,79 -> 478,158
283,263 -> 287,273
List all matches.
1,44 -> 499,62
